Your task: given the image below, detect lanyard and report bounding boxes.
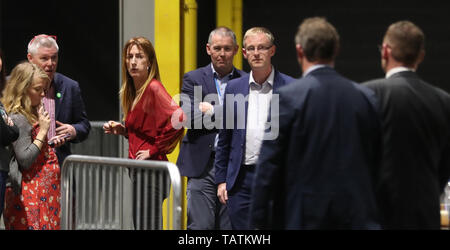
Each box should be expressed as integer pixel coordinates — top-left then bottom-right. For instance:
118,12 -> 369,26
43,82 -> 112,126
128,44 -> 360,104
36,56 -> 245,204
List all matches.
214,76 -> 223,105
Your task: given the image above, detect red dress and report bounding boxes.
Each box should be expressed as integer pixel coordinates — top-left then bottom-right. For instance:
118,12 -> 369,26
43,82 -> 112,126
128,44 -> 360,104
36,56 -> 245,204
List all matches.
3,123 -> 61,230
125,79 -> 184,160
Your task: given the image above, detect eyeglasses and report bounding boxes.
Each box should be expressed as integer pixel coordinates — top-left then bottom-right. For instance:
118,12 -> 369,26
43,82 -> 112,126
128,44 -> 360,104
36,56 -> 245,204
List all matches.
29,35 -> 57,45
245,45 -> 273,54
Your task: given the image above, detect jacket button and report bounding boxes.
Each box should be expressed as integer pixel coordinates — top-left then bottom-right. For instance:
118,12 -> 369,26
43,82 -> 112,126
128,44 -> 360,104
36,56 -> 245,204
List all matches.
209,144 -> 212,148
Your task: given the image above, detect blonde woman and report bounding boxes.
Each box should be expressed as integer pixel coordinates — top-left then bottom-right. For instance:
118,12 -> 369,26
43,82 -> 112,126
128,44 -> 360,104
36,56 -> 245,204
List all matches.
2,62 -> 65,230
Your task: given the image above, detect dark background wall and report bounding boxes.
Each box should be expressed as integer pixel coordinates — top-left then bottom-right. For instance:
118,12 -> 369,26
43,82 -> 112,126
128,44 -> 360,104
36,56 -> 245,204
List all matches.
0,0 -> 119,121
199,1 -> 450,94
241,0 -> 450,93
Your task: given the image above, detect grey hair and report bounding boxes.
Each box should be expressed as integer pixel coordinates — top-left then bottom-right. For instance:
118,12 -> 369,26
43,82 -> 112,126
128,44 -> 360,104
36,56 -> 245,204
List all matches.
207,26 -> 237,46
27,34 -> 59,55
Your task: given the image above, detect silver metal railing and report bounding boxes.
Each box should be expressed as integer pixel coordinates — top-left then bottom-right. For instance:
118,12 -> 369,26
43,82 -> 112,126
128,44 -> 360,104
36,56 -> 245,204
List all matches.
61,155 -> 182,230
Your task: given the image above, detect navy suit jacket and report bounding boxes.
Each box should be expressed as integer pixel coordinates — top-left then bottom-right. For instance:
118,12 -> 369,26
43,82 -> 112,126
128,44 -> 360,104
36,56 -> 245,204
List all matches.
214,69 -> 294,191
177,64 -> 246,177
53,73 -> 91,164
250,67 -> 382,229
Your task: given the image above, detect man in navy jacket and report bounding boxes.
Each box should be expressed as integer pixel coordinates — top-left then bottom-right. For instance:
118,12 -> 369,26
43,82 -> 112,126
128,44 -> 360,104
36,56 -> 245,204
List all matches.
215,27 -> 294,229
177,27 -> 245,230
250,18 -> 382,229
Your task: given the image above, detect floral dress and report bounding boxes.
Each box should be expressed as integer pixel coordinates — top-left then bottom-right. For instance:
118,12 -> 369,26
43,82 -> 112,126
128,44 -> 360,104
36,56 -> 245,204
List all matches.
3,123 -> 61,230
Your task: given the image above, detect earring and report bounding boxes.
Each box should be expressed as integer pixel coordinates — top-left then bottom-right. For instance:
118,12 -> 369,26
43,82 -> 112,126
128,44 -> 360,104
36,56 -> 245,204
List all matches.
147,66 -> 150,71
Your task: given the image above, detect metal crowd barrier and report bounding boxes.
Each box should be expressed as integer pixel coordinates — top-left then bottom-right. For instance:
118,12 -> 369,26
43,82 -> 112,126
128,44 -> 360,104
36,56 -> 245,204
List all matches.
61,155 -> 182,230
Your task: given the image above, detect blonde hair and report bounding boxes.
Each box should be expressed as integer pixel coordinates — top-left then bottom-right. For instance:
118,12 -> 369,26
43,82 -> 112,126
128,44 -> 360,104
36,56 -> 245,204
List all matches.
120,37 -> 161,120
243,27 -> 275,48
1,61 -> 50,124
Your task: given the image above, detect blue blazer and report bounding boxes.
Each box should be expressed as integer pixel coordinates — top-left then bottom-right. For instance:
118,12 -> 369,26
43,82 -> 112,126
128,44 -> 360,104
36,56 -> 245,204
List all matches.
214,69 -> 295,191
250,67 -> 382,229
53,73 -> 91,164
176,64 -> 246,177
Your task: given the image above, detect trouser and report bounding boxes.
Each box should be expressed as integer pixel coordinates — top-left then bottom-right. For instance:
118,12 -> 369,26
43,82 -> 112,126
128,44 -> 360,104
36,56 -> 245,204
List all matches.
187,153 -> 231,230
227,165 -> 255,230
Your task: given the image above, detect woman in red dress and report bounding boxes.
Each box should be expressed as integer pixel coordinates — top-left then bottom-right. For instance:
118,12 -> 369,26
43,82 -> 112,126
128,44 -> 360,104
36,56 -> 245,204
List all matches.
1,62 -> 65,230
103,37 -> 184,228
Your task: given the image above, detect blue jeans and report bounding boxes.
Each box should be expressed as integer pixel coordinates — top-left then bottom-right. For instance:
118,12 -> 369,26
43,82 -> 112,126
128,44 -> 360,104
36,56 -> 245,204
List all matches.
0,170 -> 7,217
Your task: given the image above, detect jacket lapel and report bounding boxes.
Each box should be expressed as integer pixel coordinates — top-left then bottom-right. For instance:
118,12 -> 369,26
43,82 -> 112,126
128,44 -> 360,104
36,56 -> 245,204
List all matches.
202,65 -> 217,95
53,73 -> 65,119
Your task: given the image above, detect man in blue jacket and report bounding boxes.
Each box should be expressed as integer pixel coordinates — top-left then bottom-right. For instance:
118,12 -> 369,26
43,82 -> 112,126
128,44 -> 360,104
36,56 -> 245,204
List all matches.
215,27 -> 294,230
177,27 -> 246,230
27,34 -> 91,164
250,17 -> 382,229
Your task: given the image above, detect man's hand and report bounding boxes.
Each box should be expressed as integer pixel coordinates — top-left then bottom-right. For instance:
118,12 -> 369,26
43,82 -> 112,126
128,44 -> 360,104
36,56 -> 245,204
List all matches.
217,183 -> 228,205
199,102 -> 214,116
55,120 -> 77,140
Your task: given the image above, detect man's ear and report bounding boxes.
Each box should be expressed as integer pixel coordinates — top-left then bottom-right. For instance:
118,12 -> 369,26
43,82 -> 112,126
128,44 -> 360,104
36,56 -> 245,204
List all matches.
27,53 -> 33,62
382,43 -> 390,61
296,44 -> 303,60
242,47 -> 248,59
206,43 -> 212,56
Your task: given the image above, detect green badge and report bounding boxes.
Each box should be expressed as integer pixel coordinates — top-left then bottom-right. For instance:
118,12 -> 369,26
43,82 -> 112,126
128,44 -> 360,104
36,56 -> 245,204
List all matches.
57,92 -> 62,98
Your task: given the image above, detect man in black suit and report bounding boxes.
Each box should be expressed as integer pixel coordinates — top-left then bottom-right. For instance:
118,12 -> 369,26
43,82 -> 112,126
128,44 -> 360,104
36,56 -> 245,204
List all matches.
363,21 -> 450,229
250,17 -> 382,229
177,27 -> 246,230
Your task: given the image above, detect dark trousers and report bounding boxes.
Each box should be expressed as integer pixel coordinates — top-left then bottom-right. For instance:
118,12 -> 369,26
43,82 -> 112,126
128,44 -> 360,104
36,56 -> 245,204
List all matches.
227,165 -> 255,230
187,153 -> 231,230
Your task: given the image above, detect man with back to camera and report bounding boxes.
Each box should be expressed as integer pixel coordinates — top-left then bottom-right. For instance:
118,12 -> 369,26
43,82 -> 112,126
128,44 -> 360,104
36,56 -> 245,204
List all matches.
176,27 -> 246,230
363,21 -> 450,229
27,34 -> 91,164
250,17 -> 382,229
215,27 -> 294,230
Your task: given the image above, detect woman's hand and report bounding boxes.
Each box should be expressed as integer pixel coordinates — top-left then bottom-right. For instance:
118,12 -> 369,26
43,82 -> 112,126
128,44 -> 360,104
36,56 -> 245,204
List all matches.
38,105 -> 51,133
103,120 -> 127,136
135,150 -> 150,160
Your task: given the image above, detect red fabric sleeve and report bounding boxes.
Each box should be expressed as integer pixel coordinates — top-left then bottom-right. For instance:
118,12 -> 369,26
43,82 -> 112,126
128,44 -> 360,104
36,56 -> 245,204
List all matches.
141,80 -> 185,156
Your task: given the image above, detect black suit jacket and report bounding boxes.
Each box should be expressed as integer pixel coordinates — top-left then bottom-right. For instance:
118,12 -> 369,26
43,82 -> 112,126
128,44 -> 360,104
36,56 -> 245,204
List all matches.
363,71 -> 450,229
176,64 -> 246,177
251,67 -> 382,229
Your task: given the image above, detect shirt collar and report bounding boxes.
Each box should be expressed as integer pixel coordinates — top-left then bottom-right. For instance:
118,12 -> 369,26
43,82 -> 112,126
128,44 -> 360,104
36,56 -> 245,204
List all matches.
211,63 -> 234,80
249,66 -> 275,87
385,66 -> 414,79
302,64 -> 331,77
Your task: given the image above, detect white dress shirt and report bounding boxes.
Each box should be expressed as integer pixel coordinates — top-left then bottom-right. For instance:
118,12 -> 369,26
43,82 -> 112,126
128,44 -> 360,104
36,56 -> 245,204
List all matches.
385,66 -> 414,79
244,67 -> 275,165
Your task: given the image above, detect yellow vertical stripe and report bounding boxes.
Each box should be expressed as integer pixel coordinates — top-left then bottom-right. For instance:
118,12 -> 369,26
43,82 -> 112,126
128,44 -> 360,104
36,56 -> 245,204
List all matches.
155,0 -> 181,230
154,0 -> 181,164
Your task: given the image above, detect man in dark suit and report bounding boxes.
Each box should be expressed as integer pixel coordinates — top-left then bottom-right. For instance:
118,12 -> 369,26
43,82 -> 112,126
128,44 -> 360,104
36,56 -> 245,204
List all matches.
250,17 -> 382,229
27,34 -> 91,164
362,21 -> 450,229
177,27 -> 245,230
215,27 -> 294,230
